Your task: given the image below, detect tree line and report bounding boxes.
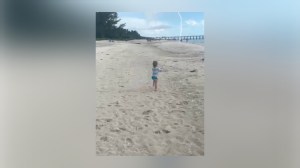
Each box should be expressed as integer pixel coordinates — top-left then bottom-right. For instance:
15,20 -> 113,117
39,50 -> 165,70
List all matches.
96,12 -> 142,40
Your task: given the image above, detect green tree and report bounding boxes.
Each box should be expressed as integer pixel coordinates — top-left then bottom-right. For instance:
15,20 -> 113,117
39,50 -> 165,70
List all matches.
96,12 -> 142,40
96,12 -> 120,39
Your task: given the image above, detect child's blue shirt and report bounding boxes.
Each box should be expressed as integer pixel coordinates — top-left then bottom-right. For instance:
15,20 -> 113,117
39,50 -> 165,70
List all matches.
152,67 -> 160,77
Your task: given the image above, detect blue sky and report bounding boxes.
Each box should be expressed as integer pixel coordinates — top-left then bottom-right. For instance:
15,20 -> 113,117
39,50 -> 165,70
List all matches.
117,12 -> 204,37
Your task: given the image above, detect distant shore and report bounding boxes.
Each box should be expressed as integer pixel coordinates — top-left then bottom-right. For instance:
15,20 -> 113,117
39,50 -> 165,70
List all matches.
96,40 -> 204,155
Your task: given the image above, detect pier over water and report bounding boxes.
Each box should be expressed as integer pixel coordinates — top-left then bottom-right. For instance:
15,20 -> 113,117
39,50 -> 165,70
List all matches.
146,35 -> 204,41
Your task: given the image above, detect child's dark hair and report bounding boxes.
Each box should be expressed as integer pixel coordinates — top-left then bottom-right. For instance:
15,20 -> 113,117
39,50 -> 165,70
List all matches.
153,61 -> 158,67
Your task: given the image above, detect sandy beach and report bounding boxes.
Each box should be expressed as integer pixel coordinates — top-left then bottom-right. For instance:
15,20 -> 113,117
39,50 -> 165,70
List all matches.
96,39 -> 205,156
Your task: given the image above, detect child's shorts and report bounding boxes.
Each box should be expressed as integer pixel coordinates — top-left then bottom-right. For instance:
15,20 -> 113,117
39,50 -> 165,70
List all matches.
152,76 -> 158,80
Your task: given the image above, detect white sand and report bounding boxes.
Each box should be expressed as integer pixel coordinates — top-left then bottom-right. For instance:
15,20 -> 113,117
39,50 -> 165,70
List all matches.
96,39 -> 204,156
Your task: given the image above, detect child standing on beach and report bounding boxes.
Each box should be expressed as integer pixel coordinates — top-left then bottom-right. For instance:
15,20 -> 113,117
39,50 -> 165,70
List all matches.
152,61 -> 161,91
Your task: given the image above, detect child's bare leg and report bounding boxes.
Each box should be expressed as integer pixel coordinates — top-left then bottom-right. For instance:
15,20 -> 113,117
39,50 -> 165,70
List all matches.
154,80 -> 158,91
153,80 -> 155,87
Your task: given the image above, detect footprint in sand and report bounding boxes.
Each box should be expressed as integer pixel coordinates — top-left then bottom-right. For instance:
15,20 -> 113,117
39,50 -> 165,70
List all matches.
119,109 -> 126,113
96,124 -> 104,130
143,116 -> 150,120
110,128 -> 120,133
114,101 -> 121,107
105,119 -> 112,122
169,110 -> 186,114
126,138 -> 134,146
191,138 -> 203,147
176,101 -> 189,105
100,136 -> 108,141
154,130 -> 161,134
147,96 -> 153,100
142,110 -> 153,115
162,129 -> 171,134
154,129 -> 171,134
184,125 -> 190,128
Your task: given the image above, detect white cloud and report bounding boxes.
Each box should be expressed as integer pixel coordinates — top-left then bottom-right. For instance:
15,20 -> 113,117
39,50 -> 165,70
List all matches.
185,19 -> 198,26
185,19 -> 204,27
117,17 -> 171,37
146,24 -> 171,30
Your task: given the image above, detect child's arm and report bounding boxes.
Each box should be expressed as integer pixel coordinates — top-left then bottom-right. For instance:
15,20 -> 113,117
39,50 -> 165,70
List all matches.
159,67 -> 167,72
